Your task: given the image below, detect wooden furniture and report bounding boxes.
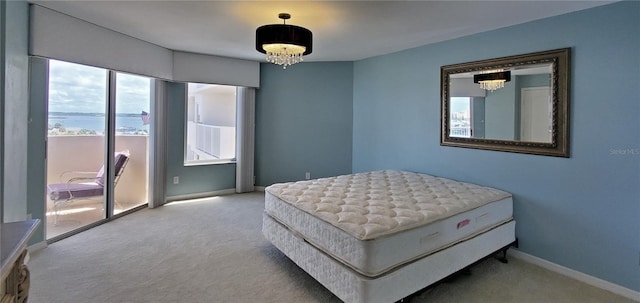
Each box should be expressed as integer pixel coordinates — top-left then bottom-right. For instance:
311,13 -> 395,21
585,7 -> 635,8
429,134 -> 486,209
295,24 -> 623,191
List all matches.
1,220 -> 40,303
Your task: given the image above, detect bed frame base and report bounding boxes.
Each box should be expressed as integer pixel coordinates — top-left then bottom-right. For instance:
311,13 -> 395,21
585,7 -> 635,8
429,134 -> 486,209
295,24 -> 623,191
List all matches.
395,238 -> 519,303
496,238 -> 519,263
263,213 -> 516,303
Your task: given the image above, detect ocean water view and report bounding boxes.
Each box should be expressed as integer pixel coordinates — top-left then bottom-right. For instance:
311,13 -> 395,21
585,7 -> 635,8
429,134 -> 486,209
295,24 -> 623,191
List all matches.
49,112 -> 149,135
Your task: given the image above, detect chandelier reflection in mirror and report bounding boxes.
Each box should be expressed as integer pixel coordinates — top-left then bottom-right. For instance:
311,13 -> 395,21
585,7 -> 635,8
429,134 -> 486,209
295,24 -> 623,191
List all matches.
256,13 -> 313,69
474,69 -> 511,91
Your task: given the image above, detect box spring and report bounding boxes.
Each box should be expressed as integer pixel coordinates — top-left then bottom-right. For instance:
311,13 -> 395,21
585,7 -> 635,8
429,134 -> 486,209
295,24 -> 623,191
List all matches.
263,213 -> 515,303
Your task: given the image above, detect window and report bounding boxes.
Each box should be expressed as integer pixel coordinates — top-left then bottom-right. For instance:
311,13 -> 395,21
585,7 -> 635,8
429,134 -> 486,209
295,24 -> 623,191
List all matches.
185,83 -> 237,165
449,97 -> 472,138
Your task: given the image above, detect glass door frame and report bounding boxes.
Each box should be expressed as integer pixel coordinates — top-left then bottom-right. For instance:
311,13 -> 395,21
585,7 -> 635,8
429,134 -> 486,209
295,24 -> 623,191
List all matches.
105,71 -> 117,220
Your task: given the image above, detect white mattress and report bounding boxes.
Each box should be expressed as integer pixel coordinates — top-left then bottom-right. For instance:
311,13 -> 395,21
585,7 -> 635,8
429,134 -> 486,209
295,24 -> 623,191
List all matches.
264,170 -> 513,277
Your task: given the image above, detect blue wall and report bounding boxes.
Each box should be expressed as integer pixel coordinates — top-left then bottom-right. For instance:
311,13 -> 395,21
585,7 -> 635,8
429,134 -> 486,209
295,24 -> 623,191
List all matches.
164,82 -> 236,198
255,62 -> 353,186
353,1 -> 639,292
485,80 -> 517,140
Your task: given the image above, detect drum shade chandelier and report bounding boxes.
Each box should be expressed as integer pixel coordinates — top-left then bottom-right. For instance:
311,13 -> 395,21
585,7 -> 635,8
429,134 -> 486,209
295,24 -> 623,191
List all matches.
256,13 -> 312,69
474,70 -> 511,91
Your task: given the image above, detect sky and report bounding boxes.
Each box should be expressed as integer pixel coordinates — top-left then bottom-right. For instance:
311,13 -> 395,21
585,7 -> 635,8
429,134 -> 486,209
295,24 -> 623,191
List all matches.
48,60 -> 150,114
450,97 -> 470,113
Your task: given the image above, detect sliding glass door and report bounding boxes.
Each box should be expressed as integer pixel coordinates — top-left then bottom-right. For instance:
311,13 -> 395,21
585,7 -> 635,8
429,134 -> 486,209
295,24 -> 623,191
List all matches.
114,72 -> 150,214
46,60 -> 108,238
46,60 -> 150,241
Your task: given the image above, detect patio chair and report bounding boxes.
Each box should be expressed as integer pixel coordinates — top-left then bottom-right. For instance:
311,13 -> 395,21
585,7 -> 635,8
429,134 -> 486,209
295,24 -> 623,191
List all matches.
47,151 -> 130,225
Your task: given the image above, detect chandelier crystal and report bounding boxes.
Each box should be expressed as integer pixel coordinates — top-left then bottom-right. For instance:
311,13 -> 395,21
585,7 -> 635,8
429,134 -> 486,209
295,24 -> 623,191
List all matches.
478,80 -> 506,91
263,43 -> 306,69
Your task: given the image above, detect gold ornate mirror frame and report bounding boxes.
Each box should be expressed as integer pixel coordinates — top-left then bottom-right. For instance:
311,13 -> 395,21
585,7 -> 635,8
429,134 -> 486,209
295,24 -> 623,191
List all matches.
440,48 -> 570,157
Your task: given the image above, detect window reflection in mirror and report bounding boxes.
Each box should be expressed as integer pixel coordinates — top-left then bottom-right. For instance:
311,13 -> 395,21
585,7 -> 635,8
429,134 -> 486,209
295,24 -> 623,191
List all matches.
449,97 -> 472,138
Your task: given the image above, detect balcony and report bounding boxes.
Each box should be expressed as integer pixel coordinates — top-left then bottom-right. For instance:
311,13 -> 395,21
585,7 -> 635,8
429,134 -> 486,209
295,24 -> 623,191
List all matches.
46,135 -> 149,239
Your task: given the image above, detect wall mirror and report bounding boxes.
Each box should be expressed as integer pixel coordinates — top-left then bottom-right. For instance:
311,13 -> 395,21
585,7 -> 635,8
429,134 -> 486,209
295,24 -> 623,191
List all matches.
441,48 -> 570,157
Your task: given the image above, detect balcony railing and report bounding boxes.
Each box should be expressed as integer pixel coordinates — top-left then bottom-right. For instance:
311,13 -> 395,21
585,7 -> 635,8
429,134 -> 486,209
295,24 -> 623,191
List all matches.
450,127 -> 471,138
193,123 -> 235,159
46,134 -> 149,239
47,135 -> 148,206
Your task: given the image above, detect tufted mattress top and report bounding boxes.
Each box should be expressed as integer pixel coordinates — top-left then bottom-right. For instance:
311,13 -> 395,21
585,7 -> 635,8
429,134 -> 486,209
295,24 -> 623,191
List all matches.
265,170 -> 511,241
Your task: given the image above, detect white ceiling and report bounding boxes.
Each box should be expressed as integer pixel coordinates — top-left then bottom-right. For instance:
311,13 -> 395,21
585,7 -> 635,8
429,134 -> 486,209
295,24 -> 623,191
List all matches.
30,1 -> 613,62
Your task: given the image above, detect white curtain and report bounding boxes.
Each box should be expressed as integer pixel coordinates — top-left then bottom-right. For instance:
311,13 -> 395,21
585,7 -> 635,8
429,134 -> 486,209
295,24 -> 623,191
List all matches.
148,80 -> 168,207
235,87 -> 255,193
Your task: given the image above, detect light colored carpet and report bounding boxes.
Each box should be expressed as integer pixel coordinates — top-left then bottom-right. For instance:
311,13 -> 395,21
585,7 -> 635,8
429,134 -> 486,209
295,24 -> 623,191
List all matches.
46,199 -> 146,239
28,192 -> 635,303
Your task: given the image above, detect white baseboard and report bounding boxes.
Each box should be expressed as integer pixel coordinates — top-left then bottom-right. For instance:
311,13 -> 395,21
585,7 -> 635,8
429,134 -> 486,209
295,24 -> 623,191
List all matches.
27,241 -> 47,253
165,188 -> 236,203
510,249 -> 640,302
254,186 -> 266,192
25,241 -> 48,264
